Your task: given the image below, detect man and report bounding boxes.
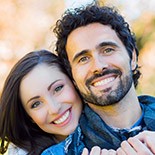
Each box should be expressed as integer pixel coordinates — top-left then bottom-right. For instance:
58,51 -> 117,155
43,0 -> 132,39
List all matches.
53,3 -> 155,154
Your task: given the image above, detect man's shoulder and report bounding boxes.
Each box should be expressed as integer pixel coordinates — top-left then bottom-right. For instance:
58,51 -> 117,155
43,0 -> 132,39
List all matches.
138,95 -> 155,105
138,95 -> 155,113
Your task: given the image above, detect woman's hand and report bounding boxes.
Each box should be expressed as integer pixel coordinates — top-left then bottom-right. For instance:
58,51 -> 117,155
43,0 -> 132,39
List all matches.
117,131 -> 155,155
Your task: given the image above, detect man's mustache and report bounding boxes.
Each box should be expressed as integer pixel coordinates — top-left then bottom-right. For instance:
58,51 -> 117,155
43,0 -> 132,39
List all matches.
86,69 -> 122,87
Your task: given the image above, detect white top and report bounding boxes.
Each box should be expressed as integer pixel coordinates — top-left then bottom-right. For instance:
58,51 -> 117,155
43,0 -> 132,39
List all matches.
7,143 -> 27,155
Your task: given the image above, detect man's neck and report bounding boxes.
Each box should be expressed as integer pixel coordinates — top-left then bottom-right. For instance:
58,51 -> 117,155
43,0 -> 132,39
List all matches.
88,86 -> 142,129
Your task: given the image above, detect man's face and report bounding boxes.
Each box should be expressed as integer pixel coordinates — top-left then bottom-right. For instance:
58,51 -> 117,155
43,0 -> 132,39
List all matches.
66,23 -> 136,106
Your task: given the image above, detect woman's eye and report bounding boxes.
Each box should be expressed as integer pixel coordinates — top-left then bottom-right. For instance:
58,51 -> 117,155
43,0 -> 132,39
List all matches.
54,85 -> 64,93
31,101 -> 41,109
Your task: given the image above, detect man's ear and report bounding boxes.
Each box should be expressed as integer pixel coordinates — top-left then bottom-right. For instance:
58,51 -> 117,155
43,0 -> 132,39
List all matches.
131,49 -> 137,70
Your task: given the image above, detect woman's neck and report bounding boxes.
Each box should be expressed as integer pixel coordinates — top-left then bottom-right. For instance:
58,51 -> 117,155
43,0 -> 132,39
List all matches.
54,135 -> 67,143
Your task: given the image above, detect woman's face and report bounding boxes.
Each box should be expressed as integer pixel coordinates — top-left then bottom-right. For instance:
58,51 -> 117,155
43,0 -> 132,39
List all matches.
20,63 -> 82,140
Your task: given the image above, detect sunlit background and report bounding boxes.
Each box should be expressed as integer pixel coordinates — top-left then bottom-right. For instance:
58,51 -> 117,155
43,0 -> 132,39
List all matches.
0,0 -> 155,96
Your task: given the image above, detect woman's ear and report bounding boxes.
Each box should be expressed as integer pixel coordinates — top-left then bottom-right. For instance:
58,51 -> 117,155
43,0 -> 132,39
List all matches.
131,49 -> 137,70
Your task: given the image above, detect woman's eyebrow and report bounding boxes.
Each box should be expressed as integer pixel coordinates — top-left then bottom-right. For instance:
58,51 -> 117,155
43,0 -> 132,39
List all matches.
47,79 -> 61,91
27,96 -> 40,104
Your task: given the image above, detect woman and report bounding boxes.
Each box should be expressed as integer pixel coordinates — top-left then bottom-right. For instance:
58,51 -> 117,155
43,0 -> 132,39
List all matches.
0,50 -> 83,155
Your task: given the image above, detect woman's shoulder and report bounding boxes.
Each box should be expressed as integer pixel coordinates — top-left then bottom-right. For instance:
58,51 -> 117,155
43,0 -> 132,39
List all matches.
41,140 -> 66,155
41,126 -> 82,155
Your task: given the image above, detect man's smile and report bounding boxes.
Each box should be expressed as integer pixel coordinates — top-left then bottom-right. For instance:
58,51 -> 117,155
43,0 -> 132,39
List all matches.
92,76 -> 116,87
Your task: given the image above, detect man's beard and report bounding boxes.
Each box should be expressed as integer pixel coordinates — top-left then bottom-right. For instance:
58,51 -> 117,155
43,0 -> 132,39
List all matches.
79,69 -> 133,106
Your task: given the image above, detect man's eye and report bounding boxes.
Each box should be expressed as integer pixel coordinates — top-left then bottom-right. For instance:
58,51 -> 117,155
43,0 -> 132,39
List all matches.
54,85 -> 64,93
31,101 -> 41,109
104,48 -> 114,54
79,56 -> 89,63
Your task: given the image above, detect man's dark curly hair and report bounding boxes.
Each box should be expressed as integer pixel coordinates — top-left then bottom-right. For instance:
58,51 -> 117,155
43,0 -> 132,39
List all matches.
53,4 -> 141,87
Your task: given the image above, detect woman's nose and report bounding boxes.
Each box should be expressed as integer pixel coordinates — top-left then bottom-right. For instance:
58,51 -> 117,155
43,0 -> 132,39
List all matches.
47,98 -> 61,115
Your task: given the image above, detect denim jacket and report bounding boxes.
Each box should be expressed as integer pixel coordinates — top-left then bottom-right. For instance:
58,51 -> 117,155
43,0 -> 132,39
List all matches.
41,126 -> 84,155
41,95 -> 155,154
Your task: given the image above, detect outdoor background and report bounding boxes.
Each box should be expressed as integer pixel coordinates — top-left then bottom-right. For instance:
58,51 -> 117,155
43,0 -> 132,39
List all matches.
0,0 -> 155,96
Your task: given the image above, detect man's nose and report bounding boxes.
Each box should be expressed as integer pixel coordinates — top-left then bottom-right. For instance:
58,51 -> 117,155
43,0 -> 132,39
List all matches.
91,54 -> 108,74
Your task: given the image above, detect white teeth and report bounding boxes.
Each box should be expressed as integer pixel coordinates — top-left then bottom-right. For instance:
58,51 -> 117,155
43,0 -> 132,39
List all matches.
53,110 -> 70,124
93,77 -> 115,87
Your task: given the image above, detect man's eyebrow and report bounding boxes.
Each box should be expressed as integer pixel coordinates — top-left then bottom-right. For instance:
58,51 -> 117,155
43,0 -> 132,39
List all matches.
24,44 -> 123,103
97,41 -> 119,49
72,50 -> 89,63
72,41 -> 119,62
